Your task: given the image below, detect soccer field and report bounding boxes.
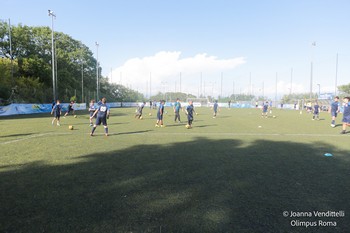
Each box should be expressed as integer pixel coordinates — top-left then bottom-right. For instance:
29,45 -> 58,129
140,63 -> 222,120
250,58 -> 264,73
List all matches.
1,107 -> 349,233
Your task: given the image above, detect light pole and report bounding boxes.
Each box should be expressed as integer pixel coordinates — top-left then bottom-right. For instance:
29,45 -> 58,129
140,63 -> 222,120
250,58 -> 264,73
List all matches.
317,84 -> 320,99
81,60 -> 84,103
335,53 -> 338,96
95,42 -> 99,100
48,10 -> 56,100
310,42 -> 316,100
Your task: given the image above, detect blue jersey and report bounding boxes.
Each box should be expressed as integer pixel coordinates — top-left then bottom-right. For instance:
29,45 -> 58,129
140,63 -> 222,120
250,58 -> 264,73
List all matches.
186,104 -> 194,117
314,104 -> 319,114
263,103 -> 268,112
213,103 -> 218,111
343,103 -> 350,117
331,101 -> 339,112
53,104 -> 62,115
97,104 -> 109,118
158,103 -> 164,115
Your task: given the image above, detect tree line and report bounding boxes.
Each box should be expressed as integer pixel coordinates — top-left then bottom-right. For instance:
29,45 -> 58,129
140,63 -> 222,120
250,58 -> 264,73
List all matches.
0,22 -> 143,104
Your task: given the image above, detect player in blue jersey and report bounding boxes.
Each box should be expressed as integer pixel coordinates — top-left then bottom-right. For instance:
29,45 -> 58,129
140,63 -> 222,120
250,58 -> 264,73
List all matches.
340,97 -> 350,134
329,96 -> 340,127
51,99 -> 62,126
155,100 -> 165,127
262,101 -> 269,118
90,97 -> 110,136
173,98 -> 182,123
135,102 -> 146,119
312,101 -> 320,120
213,100 -> 219,118
64,101 -> 75,117
88,99 -> 96,126
185,100 -> 196,128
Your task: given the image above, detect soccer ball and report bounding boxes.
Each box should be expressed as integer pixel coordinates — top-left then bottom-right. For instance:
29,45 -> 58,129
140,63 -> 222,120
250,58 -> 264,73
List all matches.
140,116 -> 143,120
74,115 -> 77,118
149,113 -> 152,116
68,125 -> 74,130
273,115 -> 276,118
185,124 -> 190,129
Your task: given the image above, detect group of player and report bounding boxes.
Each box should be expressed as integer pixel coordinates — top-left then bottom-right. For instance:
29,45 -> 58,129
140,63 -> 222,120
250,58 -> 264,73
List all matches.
51,98 -> 110,136
135,98 -> 199,129
50,100 -> 75,126
260,96 -> 350,134
51,95 -> 350,136
303,96 -> 350,134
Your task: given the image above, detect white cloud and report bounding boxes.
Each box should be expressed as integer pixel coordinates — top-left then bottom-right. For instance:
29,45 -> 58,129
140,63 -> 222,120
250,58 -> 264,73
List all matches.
108,51 -> 246,97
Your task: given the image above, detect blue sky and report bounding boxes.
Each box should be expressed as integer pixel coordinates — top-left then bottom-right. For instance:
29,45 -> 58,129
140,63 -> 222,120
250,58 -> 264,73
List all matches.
1,0 -> 350,98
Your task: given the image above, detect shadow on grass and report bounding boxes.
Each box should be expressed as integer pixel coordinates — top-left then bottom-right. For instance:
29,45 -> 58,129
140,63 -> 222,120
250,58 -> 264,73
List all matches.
0,138 -> 349,233
0,133 -> 37,138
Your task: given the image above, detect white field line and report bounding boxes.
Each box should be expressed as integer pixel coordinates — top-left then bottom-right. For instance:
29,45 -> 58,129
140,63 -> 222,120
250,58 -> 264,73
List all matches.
1,131 -> 347,145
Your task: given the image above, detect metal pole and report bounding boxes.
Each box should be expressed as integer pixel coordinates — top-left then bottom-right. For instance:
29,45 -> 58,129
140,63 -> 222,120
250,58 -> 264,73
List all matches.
8,19 -> 14,88
81,61 -> 84,103
310,62 -> 313,99
200,72 -> 203,97
275,72 -> 278,107
54,38 -> 58,97
220,72 -> 223,98
317,84 -> 320,98
290,68 -> 293,95
310,42 -> 316,100
48,10 -> 56,100
95,42 -> 99,100
335,53 -> 338,96
179,72 -> 182,93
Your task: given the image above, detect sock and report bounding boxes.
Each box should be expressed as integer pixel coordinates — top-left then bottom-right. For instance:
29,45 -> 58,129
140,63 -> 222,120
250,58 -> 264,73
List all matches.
91,127 -> 96,134
332,120 -> 335,124
105,127 -> 108,134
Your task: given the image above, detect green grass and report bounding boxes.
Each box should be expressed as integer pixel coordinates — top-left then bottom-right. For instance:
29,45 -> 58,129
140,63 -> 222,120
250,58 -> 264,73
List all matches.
1,107 -> 349,233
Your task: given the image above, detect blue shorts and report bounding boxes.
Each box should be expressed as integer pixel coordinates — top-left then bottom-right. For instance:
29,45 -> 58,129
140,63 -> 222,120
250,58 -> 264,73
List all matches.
331,111 -> 337,117
342,116 -> 350,124
157,113 -> 163,121
187,115 -> 193,121
54,113 -> 60,120
90,111 -> 96,118
96,116 -> 107,126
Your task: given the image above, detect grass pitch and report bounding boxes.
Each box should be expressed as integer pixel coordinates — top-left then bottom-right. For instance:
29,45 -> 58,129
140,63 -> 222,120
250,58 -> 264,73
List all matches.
1,107 -> 349,233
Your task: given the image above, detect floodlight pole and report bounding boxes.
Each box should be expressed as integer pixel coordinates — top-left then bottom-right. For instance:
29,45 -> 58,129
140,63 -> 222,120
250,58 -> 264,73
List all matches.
310,42 -> 316,100
81,61 -> 84,103
95,42 -> 99,101
48,10 -> 56,100
8,19 -> 14,88
335,53 -> 338,96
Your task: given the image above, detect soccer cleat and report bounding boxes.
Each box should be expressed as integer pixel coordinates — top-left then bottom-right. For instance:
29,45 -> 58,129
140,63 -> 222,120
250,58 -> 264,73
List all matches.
90,133 -> 94,136
155,124 -> 159,127
331,124 -> 335,128
161,125 -> 165,127
57,123 -> 60,126
89,123 -> 93,127
340,130 -> 346,134
105,134 -> 109,136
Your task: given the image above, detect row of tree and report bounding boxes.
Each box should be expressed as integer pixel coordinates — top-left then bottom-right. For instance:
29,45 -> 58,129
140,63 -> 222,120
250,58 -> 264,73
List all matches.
0,22 -> 144,104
